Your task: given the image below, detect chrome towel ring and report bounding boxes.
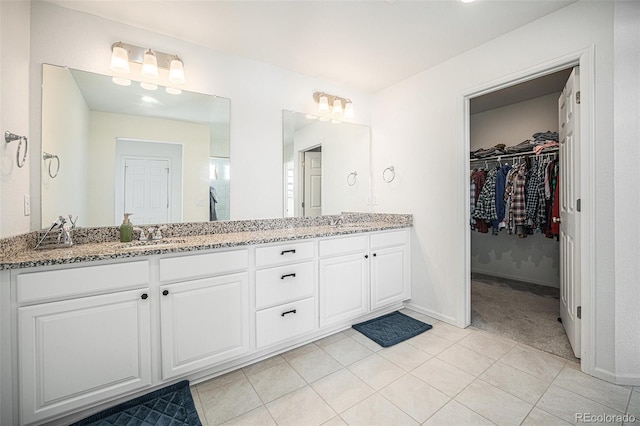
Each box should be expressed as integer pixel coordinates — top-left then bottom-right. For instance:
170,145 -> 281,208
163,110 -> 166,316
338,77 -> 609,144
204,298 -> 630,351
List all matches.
347,171 -> 358,186
383,166 -> 395,183
43,152 -> 60,178
5,131 -> 28,168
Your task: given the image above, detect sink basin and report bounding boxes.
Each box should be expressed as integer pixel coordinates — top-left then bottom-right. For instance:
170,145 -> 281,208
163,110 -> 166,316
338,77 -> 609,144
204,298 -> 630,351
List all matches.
116,238 -> 187,250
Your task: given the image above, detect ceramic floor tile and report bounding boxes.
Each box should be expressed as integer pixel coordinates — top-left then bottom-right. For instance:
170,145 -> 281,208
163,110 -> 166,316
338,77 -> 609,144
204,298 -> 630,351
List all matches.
428,322 -> 473,342
423,400 -> 494,426
399,309 -> 441,326
315,331 -> 349,348
323,337 -> 374,366
500,344 -> 566,382
521,407 -> 572,425
436,344 -> 495,377
322,416 -> 349,426
340,393 -> 419,426
378,341 -> 432,372
220,406 -> 276,426
191,386 -> 208,426
242,354 -> 285,376
457,330 -> 516,360
552,364 -> 632,412
405,331 -> 454,355
342,328 -> 359,337
410,357 -> 475,397
247,362 -> 306,403
288,348 -> 343,383
281,342 -> 321,362
455,380 -> 533,426
480,361 -> 550,404
197,369 -> 246,392
348,353 -> 406,390
350,332 -> 384,352
311,369 -> 375,413
628,391 -> 640,417
266,386 -> 336,426
536,384 -> 625,425
197,377 -> 263,425
634,386 -> 640,394
379,374 -> 450,423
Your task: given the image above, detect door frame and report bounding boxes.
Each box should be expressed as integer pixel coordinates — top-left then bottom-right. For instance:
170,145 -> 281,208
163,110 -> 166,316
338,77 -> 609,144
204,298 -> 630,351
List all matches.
460,47 -> 596,374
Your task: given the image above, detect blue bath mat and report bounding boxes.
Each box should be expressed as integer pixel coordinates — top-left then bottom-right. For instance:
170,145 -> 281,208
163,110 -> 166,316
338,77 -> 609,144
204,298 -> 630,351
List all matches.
71,380 -> 201,426
353,311 -> 432,347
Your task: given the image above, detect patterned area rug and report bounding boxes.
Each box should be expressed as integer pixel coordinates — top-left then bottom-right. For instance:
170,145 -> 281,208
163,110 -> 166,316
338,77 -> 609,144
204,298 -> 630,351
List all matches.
353,311 -> 432,347
72,380 -> 201,426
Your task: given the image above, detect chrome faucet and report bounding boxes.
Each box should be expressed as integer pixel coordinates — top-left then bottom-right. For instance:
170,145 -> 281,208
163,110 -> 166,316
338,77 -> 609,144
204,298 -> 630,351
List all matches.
330,216 -> 344,227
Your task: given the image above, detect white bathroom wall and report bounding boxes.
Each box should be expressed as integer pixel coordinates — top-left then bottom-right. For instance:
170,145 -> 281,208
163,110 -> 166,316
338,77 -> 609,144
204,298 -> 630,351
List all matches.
89,112 -> 210,225
41,64 -> 90,226
470,93 -> 561,287
372,1 -> 618,380
1,0 -> 31,237
28,1 -> 373,229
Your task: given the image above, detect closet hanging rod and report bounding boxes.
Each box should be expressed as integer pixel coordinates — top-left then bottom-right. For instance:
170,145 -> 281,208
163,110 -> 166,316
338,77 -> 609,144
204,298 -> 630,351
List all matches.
469,147 -> 558,163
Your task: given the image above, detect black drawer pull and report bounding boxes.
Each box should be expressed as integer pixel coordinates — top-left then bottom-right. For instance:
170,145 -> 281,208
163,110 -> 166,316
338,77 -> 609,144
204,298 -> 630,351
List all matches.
281,309 -> 297,317
281,273 -> 296,280
162,289 -> 169,296
365,254 -> 369,259
281,249 -> 296,255
373,253 -> 377,257
141,293 -> 148,300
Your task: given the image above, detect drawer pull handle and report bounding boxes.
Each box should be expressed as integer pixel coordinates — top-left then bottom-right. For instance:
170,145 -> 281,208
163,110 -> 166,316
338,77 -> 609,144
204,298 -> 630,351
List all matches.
281,273 -> 296,280
141,293 -> 148,300
281,249 -> 296,255
281,309 -> 297,317
162,289 -> 169,296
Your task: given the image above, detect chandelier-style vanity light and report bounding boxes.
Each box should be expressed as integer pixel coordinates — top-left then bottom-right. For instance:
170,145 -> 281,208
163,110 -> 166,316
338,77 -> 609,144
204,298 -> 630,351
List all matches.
313,92 -> 354,119
109,41 -> 186,94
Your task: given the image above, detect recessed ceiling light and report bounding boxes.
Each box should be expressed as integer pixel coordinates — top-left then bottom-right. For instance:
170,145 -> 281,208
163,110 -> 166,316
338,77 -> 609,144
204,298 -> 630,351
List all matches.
460,0 -> 476,3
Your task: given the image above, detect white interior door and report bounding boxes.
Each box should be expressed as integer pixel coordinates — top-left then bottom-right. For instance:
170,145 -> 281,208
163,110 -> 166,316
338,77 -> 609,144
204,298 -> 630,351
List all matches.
558,67 -> 581,358
124,158 -> 170,225
303,151 -> 322,217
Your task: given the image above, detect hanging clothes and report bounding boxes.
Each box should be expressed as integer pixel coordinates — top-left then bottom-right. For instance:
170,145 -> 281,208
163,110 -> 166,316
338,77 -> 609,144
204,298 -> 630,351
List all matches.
473,169 -> 499,234
511,164 -> 527,237
471,169 -> 489,233
495,164 -> 512,228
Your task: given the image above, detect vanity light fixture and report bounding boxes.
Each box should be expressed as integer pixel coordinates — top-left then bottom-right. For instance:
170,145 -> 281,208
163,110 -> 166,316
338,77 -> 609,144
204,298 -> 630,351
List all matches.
109,41 -> 186,89
313,92 -> 354,119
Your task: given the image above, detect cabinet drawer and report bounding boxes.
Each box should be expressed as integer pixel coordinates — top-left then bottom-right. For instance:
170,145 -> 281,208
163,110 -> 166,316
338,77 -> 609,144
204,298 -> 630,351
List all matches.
255,241 -> 314,268
319,235 -> 368,257
159,249 -> 248,282
370,229 -> 409,249
256,297 -> 316,348
256,261 -> 315,309
16,261 -> 149,304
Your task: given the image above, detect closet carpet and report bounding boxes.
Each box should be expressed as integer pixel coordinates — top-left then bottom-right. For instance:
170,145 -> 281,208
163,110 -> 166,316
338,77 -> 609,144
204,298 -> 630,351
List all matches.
471,273 -> 578,362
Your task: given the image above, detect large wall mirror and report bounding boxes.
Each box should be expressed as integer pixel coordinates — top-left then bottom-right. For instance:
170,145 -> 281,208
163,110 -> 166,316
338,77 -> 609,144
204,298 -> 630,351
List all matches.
283,110 -> 371,217
41,64 -> 230,228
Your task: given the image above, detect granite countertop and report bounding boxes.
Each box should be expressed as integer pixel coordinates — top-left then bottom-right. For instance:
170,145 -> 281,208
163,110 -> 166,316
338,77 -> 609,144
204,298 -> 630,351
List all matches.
0,215 -> 412,270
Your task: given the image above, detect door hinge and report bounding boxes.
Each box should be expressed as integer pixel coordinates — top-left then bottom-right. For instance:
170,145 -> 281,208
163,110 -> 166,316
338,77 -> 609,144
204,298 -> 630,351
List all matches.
576,91 -> 581,104
576,198 -> 581,212
577,306 -> 582,319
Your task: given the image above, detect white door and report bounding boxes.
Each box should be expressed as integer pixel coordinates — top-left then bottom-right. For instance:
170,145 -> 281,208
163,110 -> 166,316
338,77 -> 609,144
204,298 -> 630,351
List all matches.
303,151 -> 322,217
558,67 -> 581,358
124,158 -> 170,225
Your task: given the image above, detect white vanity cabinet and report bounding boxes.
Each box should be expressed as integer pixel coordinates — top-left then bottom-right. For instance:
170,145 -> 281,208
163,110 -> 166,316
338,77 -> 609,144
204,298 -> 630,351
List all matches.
370,229 -> 411,310
254,241 -> 317,349
319,235 -> 369,327
15,261 -> 152,425
158,250 -> 250,380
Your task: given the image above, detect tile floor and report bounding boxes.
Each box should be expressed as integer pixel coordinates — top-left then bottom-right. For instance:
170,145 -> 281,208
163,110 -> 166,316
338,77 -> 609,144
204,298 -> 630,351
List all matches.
190,309 -> 640,426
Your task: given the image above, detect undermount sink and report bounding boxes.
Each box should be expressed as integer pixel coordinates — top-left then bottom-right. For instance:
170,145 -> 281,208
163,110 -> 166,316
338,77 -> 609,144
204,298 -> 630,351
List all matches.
116,238 -> 187,250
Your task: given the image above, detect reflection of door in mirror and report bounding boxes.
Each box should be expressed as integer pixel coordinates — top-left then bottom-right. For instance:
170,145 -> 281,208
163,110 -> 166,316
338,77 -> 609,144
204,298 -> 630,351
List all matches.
209,157 -> 230,221
303,149 -> 322,217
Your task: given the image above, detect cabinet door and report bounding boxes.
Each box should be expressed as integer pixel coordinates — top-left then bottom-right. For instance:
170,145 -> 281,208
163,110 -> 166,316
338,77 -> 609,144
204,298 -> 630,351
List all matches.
319,253 -> 368,327
370,244 -> 410,310
19,289 -> 152,425
160,273 -> 250,379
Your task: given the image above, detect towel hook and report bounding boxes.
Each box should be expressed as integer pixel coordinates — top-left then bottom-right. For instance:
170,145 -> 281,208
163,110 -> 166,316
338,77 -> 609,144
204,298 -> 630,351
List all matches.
347,171 -> 357,186
43,152 -> 60,178
5,131 -> 28,168
383,166 -> 395,183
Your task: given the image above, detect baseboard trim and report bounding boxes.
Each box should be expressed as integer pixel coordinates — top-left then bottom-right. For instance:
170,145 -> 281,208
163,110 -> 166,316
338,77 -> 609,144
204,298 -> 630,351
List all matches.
404,303 -> 459,326
471,269 -> 559,288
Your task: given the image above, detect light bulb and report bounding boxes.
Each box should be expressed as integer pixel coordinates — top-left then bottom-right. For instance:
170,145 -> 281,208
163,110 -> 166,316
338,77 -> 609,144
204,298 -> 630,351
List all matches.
110,43 -> 130,74
344,100 -> 354,118
318,95 -> 329,112
141,49 -> 159,79
165,87 -> 182,95
169,56 -> 186,84
333,99 -> 343,115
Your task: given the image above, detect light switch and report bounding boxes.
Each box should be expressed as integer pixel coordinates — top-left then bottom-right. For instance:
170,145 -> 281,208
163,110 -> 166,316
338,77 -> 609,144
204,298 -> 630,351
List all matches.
24,194 -> 31,216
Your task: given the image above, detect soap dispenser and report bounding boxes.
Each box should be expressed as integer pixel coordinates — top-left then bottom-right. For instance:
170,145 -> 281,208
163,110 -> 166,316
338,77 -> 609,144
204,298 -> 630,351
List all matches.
120,213 -> 133,243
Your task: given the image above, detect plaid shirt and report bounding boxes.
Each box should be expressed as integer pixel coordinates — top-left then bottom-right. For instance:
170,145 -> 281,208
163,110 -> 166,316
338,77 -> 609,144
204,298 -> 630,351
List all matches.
473,169 -> 498,222
511,165 -> 527,225
526,159 -> 541,223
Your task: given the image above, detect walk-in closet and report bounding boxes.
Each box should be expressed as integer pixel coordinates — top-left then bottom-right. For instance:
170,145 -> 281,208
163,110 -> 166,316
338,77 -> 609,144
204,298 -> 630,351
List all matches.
468,68 -> 579,361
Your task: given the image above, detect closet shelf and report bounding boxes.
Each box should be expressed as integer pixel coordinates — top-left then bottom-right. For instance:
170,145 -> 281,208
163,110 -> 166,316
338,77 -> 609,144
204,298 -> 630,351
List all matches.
469,147 -> 558,164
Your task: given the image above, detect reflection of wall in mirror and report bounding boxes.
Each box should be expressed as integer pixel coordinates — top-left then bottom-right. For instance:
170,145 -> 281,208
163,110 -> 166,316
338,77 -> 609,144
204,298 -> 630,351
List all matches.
209,157 -> 230,220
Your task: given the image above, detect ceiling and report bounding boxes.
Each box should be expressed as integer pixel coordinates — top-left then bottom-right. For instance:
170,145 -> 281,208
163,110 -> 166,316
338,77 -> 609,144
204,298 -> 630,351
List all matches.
47,0 -> 575,94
